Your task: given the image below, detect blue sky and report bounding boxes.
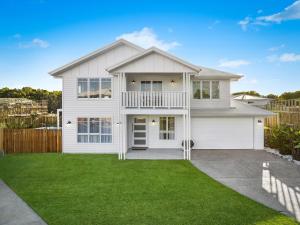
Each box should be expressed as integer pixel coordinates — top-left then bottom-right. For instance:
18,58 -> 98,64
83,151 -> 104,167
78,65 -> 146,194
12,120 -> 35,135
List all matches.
0,0 -> 300,95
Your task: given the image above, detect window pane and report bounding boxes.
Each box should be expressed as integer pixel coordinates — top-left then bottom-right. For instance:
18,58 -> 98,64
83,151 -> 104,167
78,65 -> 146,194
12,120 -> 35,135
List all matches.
159,117 -> 167,131
141,81 -> 151,92
101,78 -> 112,99
89,118 -> 99,133
152,81 -> 162,91
78,78 -> 88,98
90,78 -> 99,98
202,81 -> 210,99
134,139 -> 145,145
78,118 -> 88,133
168,132 -> 175,140
159,132 -> 168,140
212,81 -> 220,99
101,135 -> 112,143
89,135 -> 100,143
78,135 -> 88,143
193,81 -> 200,99
168,117 -> 175,131
101,118 -> 112,134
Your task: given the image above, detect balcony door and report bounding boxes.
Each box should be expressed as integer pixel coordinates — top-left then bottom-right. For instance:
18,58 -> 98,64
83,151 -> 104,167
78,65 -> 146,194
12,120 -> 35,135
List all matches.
141,81 -> 162,92
141,81 -> 162,107
132,117 -> 147,148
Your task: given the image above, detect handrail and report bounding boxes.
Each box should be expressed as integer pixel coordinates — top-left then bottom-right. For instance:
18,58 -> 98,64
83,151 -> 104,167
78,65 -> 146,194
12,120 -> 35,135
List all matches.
122,91 -> 186,108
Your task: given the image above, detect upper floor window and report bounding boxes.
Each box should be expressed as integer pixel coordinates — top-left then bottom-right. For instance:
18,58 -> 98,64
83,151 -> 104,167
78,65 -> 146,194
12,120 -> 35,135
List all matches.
77,78 -> 112,99
193,80 -> 220,99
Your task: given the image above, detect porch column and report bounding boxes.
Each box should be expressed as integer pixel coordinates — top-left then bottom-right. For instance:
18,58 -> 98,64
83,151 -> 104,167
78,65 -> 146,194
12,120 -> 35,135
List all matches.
187,73 -> 191,160
118,72 -> 122,160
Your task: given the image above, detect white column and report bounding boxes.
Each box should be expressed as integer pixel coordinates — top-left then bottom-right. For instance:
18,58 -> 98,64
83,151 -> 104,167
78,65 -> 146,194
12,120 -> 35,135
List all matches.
187,73 -> 191,160
118,73 -> 122,160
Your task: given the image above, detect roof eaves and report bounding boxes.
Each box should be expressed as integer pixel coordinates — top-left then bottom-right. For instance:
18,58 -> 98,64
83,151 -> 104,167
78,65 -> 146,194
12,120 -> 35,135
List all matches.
106,47 -> 201,73
49,39 -> 144,77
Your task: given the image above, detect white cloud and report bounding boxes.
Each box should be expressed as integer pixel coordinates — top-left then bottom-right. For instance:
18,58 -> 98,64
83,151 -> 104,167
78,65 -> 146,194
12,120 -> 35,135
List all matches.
279,53 -> 300,62
116,27 -> 180,51
218,59 -> 251,68
238,1 -> 300,30
19,38 -> 49,49
267,53 -> 300,62
257,9 -> 263,14
258,0 -> 300,23
268,44 -> 285,52
238,17 -> 251,31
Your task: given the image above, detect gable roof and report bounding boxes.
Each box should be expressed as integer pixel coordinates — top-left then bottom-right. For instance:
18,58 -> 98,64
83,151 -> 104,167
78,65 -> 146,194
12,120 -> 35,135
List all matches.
49,39 -> 144,77
196,66 -> 242,80
106,47 -> 202,73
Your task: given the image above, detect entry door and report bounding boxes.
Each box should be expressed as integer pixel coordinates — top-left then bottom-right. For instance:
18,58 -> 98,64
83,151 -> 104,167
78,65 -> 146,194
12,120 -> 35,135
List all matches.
133,117 -> 147,147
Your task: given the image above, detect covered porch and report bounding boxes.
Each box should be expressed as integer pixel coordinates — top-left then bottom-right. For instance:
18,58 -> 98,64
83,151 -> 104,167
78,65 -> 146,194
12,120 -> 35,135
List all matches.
118,112 -> 191,160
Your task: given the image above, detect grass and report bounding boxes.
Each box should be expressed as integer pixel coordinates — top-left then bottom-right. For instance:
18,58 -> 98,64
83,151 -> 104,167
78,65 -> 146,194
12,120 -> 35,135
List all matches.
0,154 -> 297,225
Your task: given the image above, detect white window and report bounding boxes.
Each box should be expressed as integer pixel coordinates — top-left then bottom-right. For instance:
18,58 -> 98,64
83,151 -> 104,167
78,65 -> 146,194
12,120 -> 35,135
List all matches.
101,78 -> 112,99
78,79 -> 88,98
77,78 -> 112,99
193,80 -> 220,99
89,79 -> 100,98
159,117 -> 175,140
211,81 -> 220,99
77,117 -> 112,143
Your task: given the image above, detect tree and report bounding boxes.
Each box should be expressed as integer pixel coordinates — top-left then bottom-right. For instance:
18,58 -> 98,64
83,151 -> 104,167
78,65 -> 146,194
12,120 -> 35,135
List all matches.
0,87 -> 62,113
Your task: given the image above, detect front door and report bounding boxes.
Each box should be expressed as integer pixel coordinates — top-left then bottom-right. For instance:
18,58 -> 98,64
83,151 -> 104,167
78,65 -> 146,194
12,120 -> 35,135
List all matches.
132,117 -> 147,147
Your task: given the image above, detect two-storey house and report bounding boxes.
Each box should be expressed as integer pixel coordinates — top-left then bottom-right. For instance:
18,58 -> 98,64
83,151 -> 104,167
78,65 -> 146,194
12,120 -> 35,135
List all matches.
50,39 -> 272,160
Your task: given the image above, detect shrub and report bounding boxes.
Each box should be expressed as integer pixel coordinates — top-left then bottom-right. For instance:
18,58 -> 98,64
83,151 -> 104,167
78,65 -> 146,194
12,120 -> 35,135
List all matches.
265,125 -> 300,155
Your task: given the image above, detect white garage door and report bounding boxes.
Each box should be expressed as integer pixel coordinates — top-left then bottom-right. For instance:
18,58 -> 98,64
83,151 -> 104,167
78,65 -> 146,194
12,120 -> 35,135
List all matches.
192,117 -> 254,149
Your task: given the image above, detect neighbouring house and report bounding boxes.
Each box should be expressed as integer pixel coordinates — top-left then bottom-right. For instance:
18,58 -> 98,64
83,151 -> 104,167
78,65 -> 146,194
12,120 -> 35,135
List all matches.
233,94 -> 271,108
49,39 -> 273,159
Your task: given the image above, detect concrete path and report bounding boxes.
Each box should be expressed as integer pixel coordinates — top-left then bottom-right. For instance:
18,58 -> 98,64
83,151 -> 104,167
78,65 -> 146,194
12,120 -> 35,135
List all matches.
127,148 -> 183,160
191,149 -> 300,221
0,180 -> 47,225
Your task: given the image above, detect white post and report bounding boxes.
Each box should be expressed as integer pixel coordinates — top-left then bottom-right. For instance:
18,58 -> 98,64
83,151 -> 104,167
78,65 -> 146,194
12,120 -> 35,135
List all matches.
118,73 -> 122,160
56,109 -> 62,129
182,73 -> 186,159
188,74 -> 192,160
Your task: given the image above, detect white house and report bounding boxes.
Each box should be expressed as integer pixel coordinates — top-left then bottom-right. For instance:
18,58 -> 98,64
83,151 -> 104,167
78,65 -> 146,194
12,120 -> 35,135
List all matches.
49,39 -> 273,160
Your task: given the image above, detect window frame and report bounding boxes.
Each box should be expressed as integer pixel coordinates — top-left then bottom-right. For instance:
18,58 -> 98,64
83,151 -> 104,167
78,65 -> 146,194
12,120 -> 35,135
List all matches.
77,77 -> 112,100
77,117 -> 113,144
159,116 -> 175,140
192,80 -> 220,100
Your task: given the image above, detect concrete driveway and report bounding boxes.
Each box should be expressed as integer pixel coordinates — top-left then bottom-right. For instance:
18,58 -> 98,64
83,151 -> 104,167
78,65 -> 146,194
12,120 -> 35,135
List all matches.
191,149 -> 300,221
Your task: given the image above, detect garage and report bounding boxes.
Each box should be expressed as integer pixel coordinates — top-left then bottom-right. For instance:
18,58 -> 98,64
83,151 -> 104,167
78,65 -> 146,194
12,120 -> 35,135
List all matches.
191,117 -> 255,149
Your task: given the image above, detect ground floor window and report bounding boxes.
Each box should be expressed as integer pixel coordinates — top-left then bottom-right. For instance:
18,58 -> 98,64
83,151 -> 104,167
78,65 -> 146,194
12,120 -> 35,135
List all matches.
77,117 -> 112,143
159,117 -> 175,140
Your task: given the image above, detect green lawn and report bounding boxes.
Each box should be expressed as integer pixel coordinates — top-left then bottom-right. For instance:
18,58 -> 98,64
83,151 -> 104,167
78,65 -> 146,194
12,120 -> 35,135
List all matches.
0,154 -> 297,225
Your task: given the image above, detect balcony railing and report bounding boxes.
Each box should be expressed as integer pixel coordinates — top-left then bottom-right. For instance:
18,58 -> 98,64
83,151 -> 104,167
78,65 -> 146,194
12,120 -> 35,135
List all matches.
122,91 -> 187,108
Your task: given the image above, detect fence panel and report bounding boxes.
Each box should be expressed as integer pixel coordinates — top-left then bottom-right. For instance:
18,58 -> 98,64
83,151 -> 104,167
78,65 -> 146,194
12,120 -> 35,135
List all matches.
0,128 -> 62,154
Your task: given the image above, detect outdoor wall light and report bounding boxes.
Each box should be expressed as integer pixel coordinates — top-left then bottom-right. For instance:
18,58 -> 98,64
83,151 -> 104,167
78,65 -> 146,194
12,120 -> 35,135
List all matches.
152,119 -> 156,125
131,80 -> 135,85
170,80 -> 175,86
116,122 -> 121,126
257,120 -> 262,124
66,121 -> 72,127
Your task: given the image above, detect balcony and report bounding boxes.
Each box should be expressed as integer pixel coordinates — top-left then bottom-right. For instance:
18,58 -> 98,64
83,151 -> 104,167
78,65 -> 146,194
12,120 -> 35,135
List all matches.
121,91 -> 187,109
